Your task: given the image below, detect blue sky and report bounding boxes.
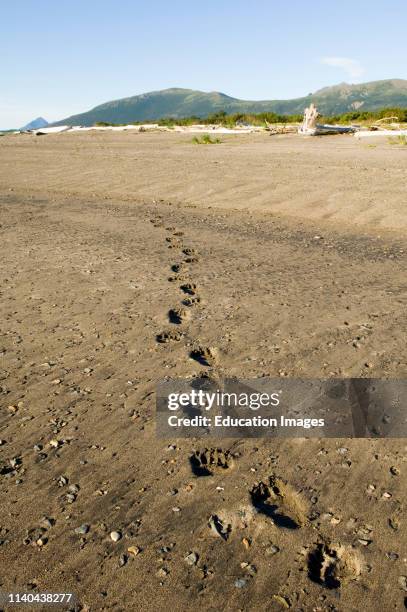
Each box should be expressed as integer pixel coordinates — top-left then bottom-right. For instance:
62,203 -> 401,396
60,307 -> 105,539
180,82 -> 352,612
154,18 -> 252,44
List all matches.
1,0 -> 406,128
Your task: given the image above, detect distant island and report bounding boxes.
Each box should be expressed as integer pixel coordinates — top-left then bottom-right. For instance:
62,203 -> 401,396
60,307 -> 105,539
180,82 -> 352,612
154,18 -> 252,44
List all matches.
21,117 -> 48,131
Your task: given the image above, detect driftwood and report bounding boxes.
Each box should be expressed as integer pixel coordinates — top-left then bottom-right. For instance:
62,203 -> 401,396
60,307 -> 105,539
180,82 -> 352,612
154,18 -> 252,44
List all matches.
265,121 -> 298,135
299,103 -> 319,134
299,103 -> 356,136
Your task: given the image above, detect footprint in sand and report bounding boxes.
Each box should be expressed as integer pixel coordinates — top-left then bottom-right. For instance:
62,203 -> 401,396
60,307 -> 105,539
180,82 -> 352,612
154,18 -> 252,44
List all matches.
182,247 -> 197,256
190,346 -> 218,366
182,296 -> 201,307
307,541 -> 362,589
168,274 -> 189,283
168,307 -> 191,324
190,447 -> 234,476
250,475 -> 309,529
156,330 -> 183,343
180,283 -> 197,295
171,263 -> 185,273
166,237 -> 182,248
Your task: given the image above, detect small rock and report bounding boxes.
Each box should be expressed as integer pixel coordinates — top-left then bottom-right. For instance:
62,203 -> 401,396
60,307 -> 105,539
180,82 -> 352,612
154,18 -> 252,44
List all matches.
358,539 -> 371,546
128,546 -> 141,557
57,475 -> 68,486
272,595 -> 290,608
266,545 -> 280,556
398,576 -> 407,592
75,524 -> 90,535
110,531 -> 121,542
208,514 -> 230,541
118,554 -> 128,567
185,552 -> 198,566
389,517 -> 400,531
36,537 -> 47,547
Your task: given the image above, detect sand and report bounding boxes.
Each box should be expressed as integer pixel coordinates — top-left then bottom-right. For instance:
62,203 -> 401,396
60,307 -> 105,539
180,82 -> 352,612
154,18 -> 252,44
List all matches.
0,131 -> 406,611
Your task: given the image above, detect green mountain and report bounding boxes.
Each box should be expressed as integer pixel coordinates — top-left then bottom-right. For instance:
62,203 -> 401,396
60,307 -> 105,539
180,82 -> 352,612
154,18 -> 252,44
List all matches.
54,80 -> 407,126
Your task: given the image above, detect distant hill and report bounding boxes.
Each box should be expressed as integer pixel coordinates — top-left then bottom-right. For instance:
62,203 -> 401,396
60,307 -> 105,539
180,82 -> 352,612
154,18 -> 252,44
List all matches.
53,80 -> 407,126
21,117 -> 49,130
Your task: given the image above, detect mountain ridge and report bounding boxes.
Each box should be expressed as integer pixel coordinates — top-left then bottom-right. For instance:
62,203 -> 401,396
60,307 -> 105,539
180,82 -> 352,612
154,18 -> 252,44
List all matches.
21,117 -> 49,130
53,79 -> 407,126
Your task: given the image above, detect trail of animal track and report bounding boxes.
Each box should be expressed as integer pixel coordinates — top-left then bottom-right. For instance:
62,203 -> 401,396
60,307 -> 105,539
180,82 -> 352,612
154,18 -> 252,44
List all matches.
151,216 -> 220,373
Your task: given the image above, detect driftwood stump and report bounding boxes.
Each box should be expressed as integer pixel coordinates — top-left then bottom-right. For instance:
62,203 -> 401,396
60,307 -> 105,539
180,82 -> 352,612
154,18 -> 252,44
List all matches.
299,103 -> 319,134
298,103 -> 356,136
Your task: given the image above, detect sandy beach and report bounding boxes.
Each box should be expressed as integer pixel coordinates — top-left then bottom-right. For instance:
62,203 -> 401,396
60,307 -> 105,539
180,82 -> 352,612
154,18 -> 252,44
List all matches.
0,131 -> 406,611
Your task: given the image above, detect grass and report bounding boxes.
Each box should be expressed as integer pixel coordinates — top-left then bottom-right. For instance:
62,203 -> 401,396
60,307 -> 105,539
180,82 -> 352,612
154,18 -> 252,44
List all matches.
388,134 -> 407,145
192,134 -> 221,145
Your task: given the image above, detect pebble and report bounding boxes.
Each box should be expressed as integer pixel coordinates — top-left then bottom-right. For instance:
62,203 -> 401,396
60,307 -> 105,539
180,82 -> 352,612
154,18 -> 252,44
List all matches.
185,552 -> 198,566
389,517 -> 400,531
358,539 -> 371,546
266,545 -> 280,556
128,546 -> 141,557
36,537 -> 47,547
75,524 -> 90,535
118,554 -> 128,567
110,531 -> 121,542
398,576 -> 407,591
